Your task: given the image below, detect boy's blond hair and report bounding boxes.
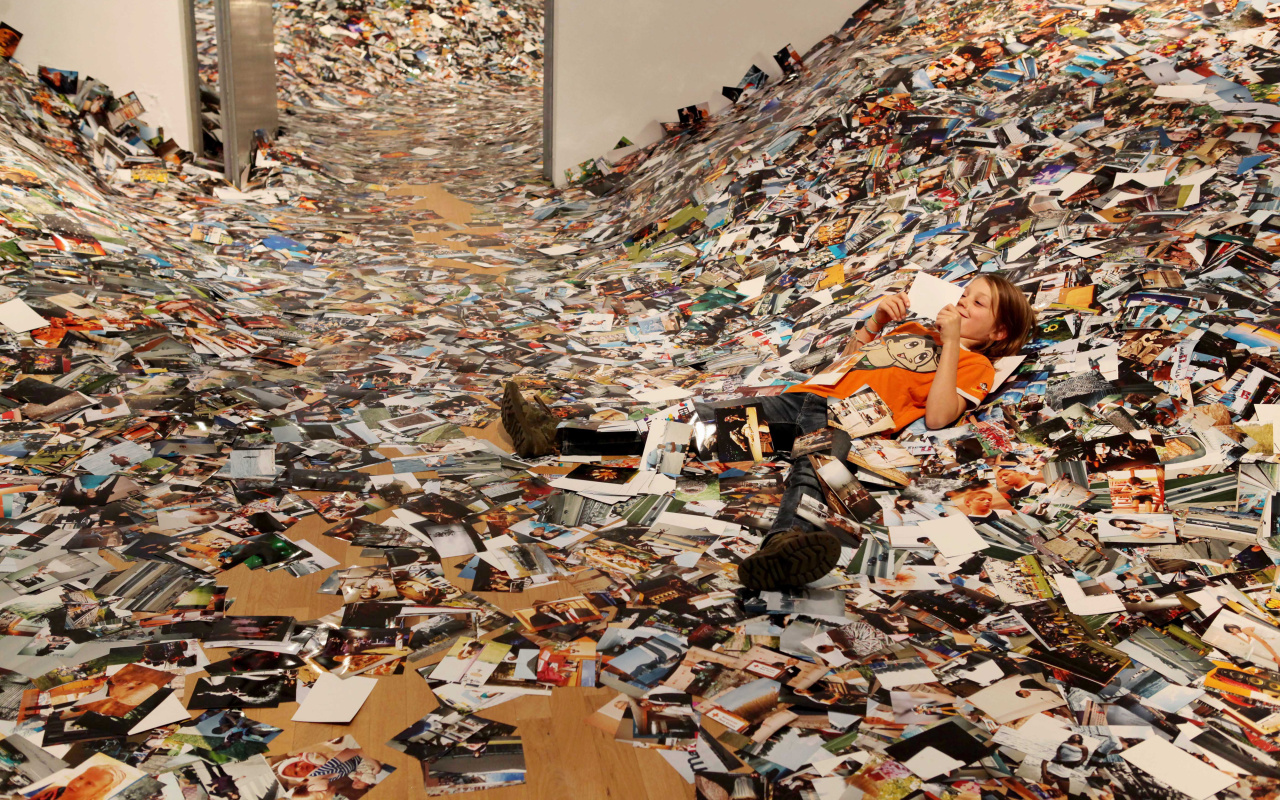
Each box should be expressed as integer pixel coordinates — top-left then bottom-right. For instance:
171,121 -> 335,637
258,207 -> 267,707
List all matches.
971,274 -> 1035,359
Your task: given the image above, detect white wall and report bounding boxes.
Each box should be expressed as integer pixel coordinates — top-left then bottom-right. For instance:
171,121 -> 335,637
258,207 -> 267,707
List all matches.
546,0 -> 866,187
0,0 -> 199,151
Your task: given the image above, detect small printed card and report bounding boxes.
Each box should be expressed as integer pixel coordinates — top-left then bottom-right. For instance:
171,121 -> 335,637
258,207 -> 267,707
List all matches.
828,386 -> 895,438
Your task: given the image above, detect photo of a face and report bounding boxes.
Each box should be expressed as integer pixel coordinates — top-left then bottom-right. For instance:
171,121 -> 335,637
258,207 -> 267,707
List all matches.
513,595 -> 602,631
19,753 -> 141,800
73,663 -> 173,720
994,467 -> 1046,499
945,481 -> 1013,521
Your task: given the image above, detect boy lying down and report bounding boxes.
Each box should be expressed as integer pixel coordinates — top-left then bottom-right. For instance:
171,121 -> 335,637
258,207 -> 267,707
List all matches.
715,274 -> 1035,591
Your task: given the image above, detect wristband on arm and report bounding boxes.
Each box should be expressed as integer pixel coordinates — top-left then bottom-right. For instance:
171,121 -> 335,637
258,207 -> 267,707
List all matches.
854,319 -> 877,346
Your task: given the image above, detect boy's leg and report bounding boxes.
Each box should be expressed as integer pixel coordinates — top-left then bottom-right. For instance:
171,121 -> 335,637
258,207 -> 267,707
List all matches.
769,456 -> 824,535
694,393 -> 812,444
755,392 -> 830,436
699,392 -> 832,536
755,392 -> 830,536
737,392 -> 842,591
753,392 -> 824,453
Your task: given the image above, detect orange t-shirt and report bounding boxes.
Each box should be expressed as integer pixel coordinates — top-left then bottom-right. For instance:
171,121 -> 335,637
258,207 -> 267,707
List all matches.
786,322 -> 995,431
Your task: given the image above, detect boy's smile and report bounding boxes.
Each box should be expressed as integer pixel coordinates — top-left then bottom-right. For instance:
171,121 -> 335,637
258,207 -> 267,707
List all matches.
957,277 -> 1006,348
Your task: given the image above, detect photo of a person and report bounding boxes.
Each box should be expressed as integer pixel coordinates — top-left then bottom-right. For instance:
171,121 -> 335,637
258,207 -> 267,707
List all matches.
58,476 -> 121,508
516,596 -> 601,631
880,496 -> 918,527
189,674 -> 289,709
394,574 -> 447,605
946,481 -> 1013,524
72,664 -> 172,719
1099,516 -> 1174,540
355,577 -> 396,603
524,601 -> 569,629
1041,734 -> 1090,794
718,411 -> 752,462
1204,610 -> 1280,670
1222,623 -> 1280,666
25,762 -> 128,800
1098,465 -> 1165,514
183,507 -> 222,526
644,441 -> 682,471
1111,517 -> 1162,537
183,532 -> 238,557
270,736 -> 386,800
995,467 -> 1045,499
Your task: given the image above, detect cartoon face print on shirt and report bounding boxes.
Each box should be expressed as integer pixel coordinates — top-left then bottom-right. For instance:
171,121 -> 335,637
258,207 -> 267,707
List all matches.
854,331 -> 941,373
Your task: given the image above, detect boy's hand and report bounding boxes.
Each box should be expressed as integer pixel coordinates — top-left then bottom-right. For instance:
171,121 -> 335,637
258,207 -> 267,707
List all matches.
937,304 -> 962,346
873,292 -> 910,329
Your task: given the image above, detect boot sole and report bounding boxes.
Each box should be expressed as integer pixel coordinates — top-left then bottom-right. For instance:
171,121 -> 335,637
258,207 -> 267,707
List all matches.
737,532 -> 841,591
500,382 -> 521,432
501,383 -> 526,452
501,382 -> 557,458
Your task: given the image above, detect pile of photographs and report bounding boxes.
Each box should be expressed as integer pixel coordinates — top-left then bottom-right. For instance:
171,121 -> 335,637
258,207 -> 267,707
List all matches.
388,711 -> 526,795
0,0 -> 1280,797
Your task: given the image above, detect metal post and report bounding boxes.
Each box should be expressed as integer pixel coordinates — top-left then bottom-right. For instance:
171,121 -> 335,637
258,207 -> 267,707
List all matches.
213,0 -> 279,189
542,0 -> 555,183
180,0 -> 202,158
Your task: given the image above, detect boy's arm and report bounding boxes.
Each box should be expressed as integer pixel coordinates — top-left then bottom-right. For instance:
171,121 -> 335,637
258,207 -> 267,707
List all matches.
840,321 -> 876,357
842,293 -> 910,357
925,306 -> 968,429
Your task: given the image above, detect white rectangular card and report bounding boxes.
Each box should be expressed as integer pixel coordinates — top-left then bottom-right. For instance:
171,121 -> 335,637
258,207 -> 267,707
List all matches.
1120,737 -> 1236,800
907,272 -> 964,321
0,299 -> 49,333
291,673 -> 377,723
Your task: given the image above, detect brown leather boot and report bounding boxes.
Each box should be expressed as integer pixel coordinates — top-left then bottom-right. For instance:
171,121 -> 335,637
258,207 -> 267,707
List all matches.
500,381 -> 559,458
737,528 -> 841,591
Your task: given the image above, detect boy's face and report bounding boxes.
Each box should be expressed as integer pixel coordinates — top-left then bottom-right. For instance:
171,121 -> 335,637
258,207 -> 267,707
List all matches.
956,278 -> 1004,345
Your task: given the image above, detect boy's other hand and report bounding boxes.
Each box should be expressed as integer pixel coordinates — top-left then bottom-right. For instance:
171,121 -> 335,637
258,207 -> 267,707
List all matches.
874,292 -> 910,328
937,304 -> 962,346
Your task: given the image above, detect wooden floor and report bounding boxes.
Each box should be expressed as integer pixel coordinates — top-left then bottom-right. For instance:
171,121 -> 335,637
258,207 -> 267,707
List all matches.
191,420 -> 695,800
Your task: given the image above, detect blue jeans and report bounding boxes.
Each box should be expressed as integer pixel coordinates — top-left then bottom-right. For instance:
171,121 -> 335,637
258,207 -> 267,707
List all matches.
756,392 -> 830,537
700,392 -> 830,538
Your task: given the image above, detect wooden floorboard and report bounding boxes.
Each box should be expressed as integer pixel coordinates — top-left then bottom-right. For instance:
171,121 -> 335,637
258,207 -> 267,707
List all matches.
185,420 -> 695,799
